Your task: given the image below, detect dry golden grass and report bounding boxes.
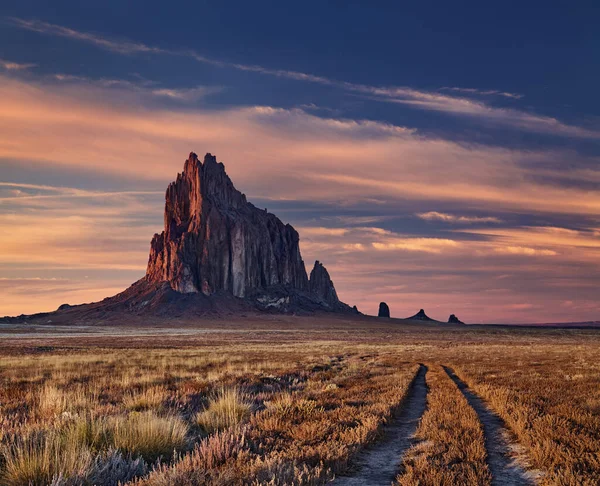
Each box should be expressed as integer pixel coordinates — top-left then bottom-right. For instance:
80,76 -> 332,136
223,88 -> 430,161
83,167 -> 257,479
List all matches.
123,387 -> 168,412
454,347 -> 600,485
196,386 -> 252,434
396,365 -> 491,486
1,318 -> 600,484
1,428 -> 93,486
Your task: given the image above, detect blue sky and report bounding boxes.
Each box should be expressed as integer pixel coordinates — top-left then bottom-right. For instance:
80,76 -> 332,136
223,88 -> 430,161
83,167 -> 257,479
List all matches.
0,1 -> 599,322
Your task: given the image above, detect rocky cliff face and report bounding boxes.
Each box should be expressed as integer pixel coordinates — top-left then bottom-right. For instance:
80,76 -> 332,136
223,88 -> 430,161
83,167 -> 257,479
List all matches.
147,152 -> 310,298
308,260 -> 340,307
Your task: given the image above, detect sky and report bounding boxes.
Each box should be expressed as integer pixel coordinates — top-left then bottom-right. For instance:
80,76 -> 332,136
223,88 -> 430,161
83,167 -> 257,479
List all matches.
1,1 -> 599,323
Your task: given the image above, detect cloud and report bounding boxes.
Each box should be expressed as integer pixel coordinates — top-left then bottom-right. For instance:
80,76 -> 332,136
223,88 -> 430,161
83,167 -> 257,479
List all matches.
372,238 -> 461,254
0,58 -> 36,70
417,211 -> 502,224
457,226 -> 600,250
9,18 -> 166,56
50,73 -> 219,102
495,246 -> 557,256
440,87 -> 523,99
1,74 -> 600,219
9,17 -> 600,139
151,86 -> 220,102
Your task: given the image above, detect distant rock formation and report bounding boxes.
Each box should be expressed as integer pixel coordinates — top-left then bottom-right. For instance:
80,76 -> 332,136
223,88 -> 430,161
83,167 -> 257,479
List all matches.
309,261 -> 340,307
407,309 -> 434,321
378,302 -> 390,318
448,314 -> 464,324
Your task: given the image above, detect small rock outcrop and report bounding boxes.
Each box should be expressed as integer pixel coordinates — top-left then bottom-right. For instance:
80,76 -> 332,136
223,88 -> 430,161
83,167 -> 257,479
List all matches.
147,152 -> 309,297
308,261 -> 340,307
448,314 -> 464,324
378,302 -> 390,318
408,309 -> 434,321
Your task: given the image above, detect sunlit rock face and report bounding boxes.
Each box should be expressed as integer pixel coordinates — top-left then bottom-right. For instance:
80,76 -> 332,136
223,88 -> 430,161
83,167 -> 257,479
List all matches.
146,152 -> 309,297
308,260 -> 340,307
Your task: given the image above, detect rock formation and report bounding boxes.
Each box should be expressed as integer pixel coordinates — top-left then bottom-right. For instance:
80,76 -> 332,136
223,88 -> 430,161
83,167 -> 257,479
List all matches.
147,152 -> 309,297
378,302 -> 390,318
448,314 -> 464,324
144,152 -> 354,314
407,309 -> 434,321
308,261 -> 340,307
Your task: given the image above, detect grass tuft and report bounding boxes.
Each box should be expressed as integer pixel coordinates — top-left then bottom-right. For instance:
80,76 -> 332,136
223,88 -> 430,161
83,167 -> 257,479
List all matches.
111,411 -> 189,463
196,387 -> 252,434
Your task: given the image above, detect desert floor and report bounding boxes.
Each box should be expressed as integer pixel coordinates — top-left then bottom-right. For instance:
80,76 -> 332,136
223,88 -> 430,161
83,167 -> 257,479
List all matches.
1,314 -> 599,485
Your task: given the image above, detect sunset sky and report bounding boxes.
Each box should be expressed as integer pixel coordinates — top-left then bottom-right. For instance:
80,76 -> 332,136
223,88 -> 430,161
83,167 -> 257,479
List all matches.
1,2 -> 599,323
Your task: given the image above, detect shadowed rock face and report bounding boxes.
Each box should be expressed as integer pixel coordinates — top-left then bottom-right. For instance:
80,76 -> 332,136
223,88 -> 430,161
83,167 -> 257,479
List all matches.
378,302 -> 390,318
309,261 -> 340,307
147,152 -> 309,297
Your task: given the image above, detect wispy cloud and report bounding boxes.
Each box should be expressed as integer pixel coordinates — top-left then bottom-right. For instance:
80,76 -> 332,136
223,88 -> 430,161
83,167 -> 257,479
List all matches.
151,86 -> 220,101
9,18 -> 166,56
417,211 -> 502,224
0,58 -> 36,70
372,238 -> 461,254
440,87 -> 523,99
495,246 -> 557,256
51,73 -> 218,102
8,17 -> 599,139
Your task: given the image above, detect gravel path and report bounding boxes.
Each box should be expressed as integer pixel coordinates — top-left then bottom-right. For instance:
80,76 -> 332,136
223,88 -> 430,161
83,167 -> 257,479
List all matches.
444,367 -> 537,486
332,364 -> 428,485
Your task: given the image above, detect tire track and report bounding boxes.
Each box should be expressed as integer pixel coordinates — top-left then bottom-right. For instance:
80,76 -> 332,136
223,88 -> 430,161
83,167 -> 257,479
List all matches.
333,364 -> 428,485
444,367 -> 537,486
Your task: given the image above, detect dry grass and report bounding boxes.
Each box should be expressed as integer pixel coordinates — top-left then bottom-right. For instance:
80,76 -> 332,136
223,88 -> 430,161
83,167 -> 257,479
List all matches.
454,347 -> 600,485
1,319 -> 600,484
396,365 -> 491,485
1,428 -> 92,486
133,361 -> 419,485
123,387 -> 168,412
196,386 -> 252,434
110,411 -> 189,463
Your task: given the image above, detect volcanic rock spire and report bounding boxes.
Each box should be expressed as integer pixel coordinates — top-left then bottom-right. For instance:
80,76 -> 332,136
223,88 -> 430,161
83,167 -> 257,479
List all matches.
378,302 -> 390,318
146,152 -> 309,297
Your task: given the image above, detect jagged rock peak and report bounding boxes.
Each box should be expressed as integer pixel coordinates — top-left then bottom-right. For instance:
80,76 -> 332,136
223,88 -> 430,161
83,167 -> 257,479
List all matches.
308,261 -> 340,307
448,314 -> 465,325
408,308 -> 434,321
378,302 -> 390,318
146,151 -> 309,297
